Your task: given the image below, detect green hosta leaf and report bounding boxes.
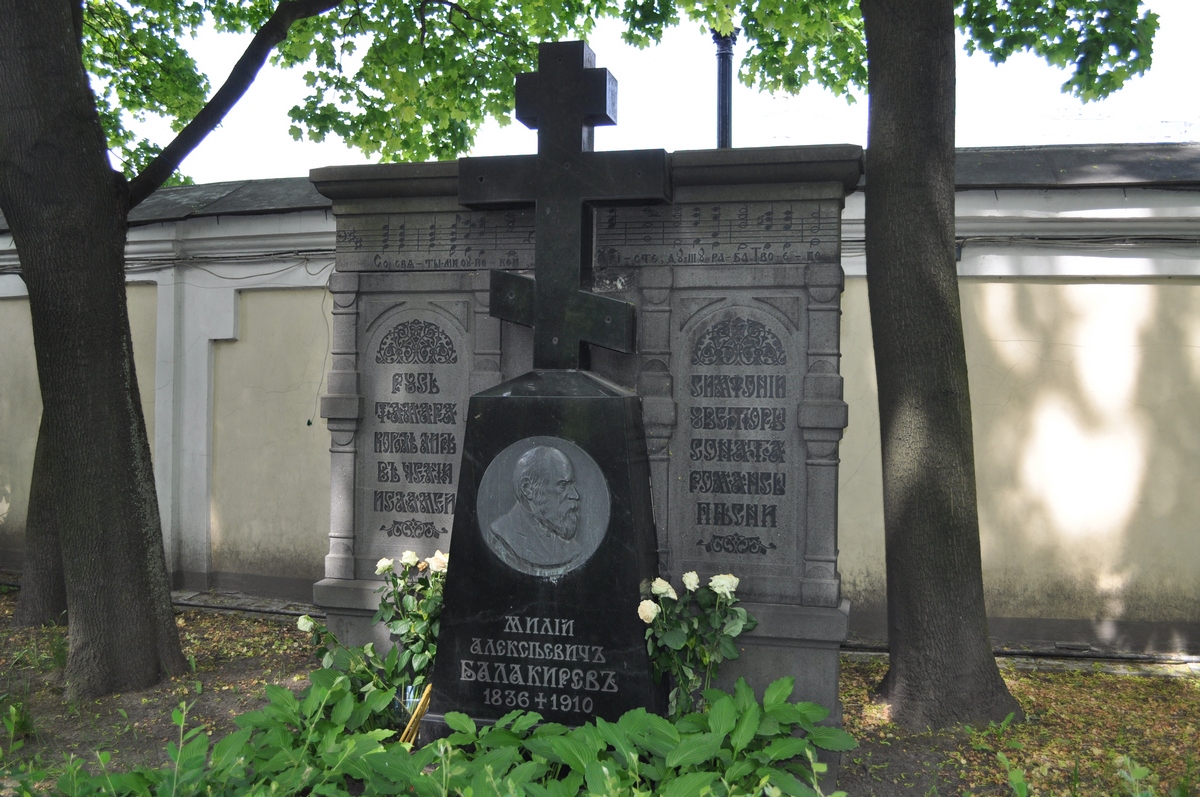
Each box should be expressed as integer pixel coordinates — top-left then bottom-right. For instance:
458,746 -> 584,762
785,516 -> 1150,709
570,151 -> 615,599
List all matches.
211,727 -> 253,771
523,737 -> 565,764
478,728 -> 523,749
639,712 -> 681,758
756,714 -> 781,738
793,703 -> 830,725
444,712 -> 477,736
707,695 -> 738,739
805,726 -> 858,752
511,712 -> 543,735
665,732 -> 722,769
309,667 -> 344,691
724,758 -> 757,784
595,716 -> 639,771
617,706 -> 651,739
505,760 -> 548,788
532,722 -> 569,738
547,735 -> 598,774
330,692 -> 354,726
763,678 -> 795,713
730,704 -> 761,755
662,771 -> 718,797
762,737 -> 811,762
733,678 -> 756,712
758,766 -> 819,797
585,760 -> 621,794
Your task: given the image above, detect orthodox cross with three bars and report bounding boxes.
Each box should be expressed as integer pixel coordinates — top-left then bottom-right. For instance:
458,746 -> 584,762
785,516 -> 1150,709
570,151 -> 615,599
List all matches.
458,41 -> 671,370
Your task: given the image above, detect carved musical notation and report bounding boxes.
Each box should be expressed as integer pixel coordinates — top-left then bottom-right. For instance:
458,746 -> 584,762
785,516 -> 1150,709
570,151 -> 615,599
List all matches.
334,201 -> 839,272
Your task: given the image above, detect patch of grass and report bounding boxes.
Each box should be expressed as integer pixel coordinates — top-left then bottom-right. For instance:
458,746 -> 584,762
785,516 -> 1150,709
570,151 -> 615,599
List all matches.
0,590 -> 314,774
841,655 -> 1200,796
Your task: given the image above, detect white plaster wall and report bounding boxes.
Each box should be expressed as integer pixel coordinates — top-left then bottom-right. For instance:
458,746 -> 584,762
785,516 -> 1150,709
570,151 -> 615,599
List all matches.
837,277 -> 1200,624
0,285 -> 158,566
210,288 -> 333,585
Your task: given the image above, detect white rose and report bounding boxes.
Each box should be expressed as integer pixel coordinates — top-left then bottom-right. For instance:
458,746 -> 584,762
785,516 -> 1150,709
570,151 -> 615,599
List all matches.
427,550 -> 449,573
637,599 -> 661,624
296,615 -> 316,633
650,578 -> 678,600
682,571 -> 700,592
375,557 -> 395,575
709,573 -> 739,599
400,550 -> 420,567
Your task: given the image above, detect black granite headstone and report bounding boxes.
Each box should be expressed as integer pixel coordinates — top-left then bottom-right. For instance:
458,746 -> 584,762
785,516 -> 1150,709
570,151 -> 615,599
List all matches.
423,41 -> 670,733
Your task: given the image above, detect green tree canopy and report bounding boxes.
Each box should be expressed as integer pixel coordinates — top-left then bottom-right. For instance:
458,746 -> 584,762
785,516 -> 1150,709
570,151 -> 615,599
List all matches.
88,0 -> 1155,189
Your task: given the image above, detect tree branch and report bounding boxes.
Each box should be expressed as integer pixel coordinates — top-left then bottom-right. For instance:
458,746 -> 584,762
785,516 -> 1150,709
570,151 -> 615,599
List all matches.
127,0 -> 344,209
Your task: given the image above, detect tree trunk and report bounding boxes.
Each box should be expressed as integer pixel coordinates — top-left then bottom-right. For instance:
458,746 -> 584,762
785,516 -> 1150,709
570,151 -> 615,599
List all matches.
859,0 -> 1023,729
0,0 -> 186,698
13,421 -> 68,627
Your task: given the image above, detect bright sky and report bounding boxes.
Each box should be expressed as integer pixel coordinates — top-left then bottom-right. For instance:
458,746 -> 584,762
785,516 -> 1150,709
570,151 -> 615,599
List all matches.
168,0 -> 1196,185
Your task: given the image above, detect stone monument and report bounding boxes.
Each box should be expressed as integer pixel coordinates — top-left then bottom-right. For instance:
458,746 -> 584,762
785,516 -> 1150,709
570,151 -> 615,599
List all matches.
422,40 -> 669,731
311,42 -> 861,736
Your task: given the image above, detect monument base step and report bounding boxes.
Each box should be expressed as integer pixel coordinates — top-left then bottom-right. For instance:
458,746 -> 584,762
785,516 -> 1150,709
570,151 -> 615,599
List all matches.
714,598 -> 851,793
313,577 -> 392,651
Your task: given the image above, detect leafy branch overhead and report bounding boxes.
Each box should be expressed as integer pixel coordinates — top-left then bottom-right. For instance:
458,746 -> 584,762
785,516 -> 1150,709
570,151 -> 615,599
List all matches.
86,0 -> 1157,198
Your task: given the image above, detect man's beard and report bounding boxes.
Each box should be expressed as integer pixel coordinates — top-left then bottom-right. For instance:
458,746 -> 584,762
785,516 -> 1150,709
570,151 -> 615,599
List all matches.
532,493 -> 580,540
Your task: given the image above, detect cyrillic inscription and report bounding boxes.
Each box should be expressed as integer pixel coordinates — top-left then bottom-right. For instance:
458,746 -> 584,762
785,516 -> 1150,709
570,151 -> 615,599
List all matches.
696,502 -> 778,529
374,401 -> 458,425
372,490 -> 456,514
689,438 -> 785,463
681,313 -> 792,564
689,470 -> 785,496
392,372 -> 441,394
690,406 -> 786,431
690,374 -> 786,398
456,612 -> 618,720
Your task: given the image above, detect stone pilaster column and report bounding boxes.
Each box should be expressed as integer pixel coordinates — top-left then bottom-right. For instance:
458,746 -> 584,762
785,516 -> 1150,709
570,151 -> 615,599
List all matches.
638,265 -> 675,570
471,270 -> 503,393
798,262 -> 847,607
321,271 -> 362,580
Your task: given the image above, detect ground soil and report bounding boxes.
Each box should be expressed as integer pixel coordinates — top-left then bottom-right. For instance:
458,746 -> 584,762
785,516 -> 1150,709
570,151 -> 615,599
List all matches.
2,589 -> 1198,795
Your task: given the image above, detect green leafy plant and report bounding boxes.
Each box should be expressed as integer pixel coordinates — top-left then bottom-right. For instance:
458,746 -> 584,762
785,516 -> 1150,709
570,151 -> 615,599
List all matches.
966,711 -> 1022,753
639,571 -> 758,719
296,549 -> 445,727
371,550 -> 447,710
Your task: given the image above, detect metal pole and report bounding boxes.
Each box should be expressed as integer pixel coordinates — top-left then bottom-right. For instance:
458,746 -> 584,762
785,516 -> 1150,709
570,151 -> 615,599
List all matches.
713,29 -> 737,149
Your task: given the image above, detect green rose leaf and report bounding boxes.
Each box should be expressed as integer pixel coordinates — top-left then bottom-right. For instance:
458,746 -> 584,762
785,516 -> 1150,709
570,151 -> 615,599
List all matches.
661,627 -> 689,650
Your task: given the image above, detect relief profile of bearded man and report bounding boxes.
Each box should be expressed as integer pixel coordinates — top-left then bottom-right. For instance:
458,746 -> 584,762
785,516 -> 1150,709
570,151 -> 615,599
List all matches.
486,445 -> 584,576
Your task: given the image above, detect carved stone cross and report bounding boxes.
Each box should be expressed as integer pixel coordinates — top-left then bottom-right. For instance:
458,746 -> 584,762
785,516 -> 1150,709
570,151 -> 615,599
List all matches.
459,41 -> 671,369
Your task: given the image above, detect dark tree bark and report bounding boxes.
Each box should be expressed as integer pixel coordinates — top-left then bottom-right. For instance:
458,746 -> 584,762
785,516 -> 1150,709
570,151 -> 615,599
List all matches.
0,0 -> 187,697
3,0 -> 350,697
13,423 -> 68,627
859,0 -> 1023,729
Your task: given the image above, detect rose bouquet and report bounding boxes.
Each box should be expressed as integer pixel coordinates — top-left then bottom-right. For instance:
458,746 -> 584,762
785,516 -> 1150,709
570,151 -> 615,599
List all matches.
639,571 -> 757,719
372,550 -> 447,709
